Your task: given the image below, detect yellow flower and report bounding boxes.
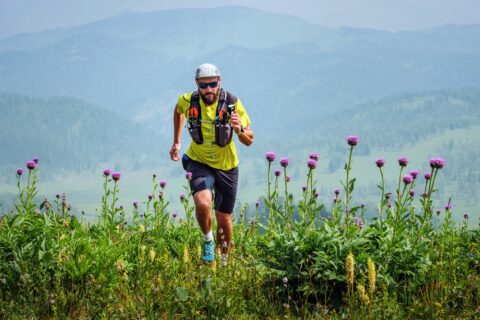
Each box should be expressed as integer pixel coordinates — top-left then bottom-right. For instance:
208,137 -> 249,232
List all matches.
139,224 -> 145,233
183,247 -> 190,264
346,252 -> 355,289
149,248 -> 156,262
211,260 -> 217,272
367,258 -> 376,295
357,284 -> 370,305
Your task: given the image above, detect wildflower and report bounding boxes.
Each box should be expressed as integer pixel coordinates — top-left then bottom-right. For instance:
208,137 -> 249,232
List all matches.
346,252 -> 355,289
409,170 -> 419,179
307,159 -> 317,169
265,151 -> 276,162
375,158 -> 385,168
385,193 -> 391,200
185,172 -> 192,180
347,135 -> 359,146
133,201 -> 138,209
334,189 -> 340,196
274,169 -> 281,177
445,203 -> 452,211
436,210 -> 441,215
280,157 -> 289,167
314,191 -> 319,198
403,174 -> 413,185
26,160 -> 36,170
180,193 -> 185,201
355,218 -> 364,230
387,202 -> 392,208
424,172 -> 432,180
112,172 -> 121,181
159,180 -> 167,188
33,157 -> 39,164
309,152 -> 319,161
409,189 -> 415,197
398,156 -> 409,167
422,192 -> 429,198
149,248 -> 156,262
183,247 -> 190,264
283,277 -> 288,287
302,185 -> 307,192
148,193 -> 153,201
172,211 -> 177,218
357,284 -> 370,305
469,253 -> 474,259
286,176 -> 291,182
255,200 -> 260,207
464,213 -> 469,219
429,157 -> 446,169
139,224 -> 145,233
103,169 -> 111,177
368,258 -> 376,295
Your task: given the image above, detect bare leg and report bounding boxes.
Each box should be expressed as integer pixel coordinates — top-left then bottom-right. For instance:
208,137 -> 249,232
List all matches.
216,211 -> 233,255
194,190 -> 213,235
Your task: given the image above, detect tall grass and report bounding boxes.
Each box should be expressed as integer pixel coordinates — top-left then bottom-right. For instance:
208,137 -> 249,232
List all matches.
0,138 -> 478,319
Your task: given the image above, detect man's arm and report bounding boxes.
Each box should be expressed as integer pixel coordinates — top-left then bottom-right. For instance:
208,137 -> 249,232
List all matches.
169,104 -> 184,161
230,111 -> 253,146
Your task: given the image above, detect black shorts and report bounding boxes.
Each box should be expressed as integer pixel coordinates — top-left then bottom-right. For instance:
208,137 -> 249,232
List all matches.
182,155 -> 238,213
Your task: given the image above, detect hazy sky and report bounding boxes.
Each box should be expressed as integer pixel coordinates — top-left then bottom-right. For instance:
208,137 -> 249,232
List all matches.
1,0 -> 480,39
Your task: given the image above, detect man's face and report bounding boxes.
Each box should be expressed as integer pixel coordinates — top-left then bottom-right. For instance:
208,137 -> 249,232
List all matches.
196,76 -> 221,105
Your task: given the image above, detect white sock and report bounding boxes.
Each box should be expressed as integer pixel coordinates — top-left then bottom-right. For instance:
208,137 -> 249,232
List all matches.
203,231 -> 213,242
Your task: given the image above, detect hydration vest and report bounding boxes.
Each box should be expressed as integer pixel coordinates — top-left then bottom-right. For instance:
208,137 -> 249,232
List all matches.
186,89 -> 237,147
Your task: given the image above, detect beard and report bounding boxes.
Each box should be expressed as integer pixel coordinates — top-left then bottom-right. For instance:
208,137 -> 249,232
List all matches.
200,91 -> 218,106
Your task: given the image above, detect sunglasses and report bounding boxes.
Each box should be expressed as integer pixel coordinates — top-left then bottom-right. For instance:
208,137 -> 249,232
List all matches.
198,81 -> 218,89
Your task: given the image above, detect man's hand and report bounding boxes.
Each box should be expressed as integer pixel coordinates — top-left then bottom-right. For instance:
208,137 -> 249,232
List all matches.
169,143 -> 181,161
230,111 -> 242,134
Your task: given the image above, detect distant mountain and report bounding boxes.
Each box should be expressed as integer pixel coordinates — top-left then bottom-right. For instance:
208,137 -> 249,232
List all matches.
0,6 -> 479,121
0,92 -> 163,176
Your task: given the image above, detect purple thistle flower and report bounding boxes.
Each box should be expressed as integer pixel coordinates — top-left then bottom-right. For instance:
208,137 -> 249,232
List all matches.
375,158 -> 385,168
409,170 -> 419,180
280,158 -> 289,167
302,185 -> 307,192
464,213 -> 469,219
309,152 -> 319,161
26,160 -> 36,170
274,169 -> 281,177
55,193 -> 60,199
424,172 -> 432,180
445,203 -> 452,211
103,169 -> 111,177
148,193 -> 153,201
159,180 -> 167,188
355,217 -> 364,230
286,176 -> 291,182
429,157 -> 446,169
265,151 -> 276,162
180,193 -> 185,201
112,172 -> 121,181
172,211 -> 178,218
16,168 -> 23,176
436,210 -> 441,215
334,189 -> 340,196
422,192 -> 429,198
255,200 -> 260,207
409,189 -> 416,197
403,175 -> 413,185
346,135 -> 359,146
32,157 -> 39,164
387,202 -> 392,208
314,191 -> 319,198
385,193 -> 391,200
185,172 -> 192,180
133,201 -> 139,209
398,156 -> 409,167
307,159 -> 317,170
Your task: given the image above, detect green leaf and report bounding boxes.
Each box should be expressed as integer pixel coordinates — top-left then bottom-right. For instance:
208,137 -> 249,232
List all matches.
175,286 -> 189,302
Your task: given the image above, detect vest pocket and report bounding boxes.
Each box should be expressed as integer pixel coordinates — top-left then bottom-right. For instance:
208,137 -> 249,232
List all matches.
215,124 -> 233,147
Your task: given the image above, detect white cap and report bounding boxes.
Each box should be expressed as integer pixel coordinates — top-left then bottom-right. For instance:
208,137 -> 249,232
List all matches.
195,63 -> 220,79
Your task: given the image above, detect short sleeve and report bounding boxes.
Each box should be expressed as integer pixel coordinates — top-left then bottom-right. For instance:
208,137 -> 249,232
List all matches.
234,99 -> 251,128
176,92 -> 192,114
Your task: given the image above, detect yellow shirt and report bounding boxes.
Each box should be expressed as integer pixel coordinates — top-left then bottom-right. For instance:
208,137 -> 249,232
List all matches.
177,91 -> 251,171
